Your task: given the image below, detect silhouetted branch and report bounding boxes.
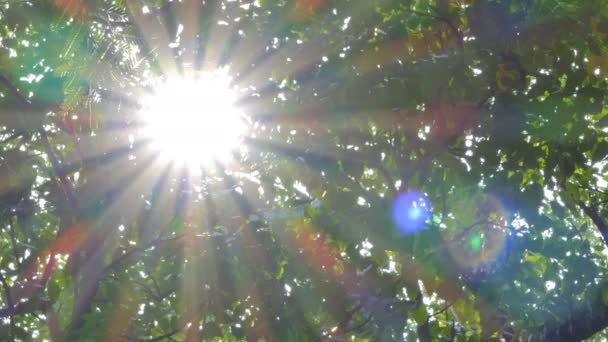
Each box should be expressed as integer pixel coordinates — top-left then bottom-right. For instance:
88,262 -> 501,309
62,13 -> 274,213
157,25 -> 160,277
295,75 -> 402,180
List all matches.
39,129 -> 78,212
103,234 -> 185,274
579,202 -> 608,246
123,302 -> 206,342
0,271 -> 15,339
431,301 -> 455,318
0,74 -> 31,107
344,313 -> 373,334
337,304 -> 363,331
405,8 -> 464,47
577,184 -> 608,196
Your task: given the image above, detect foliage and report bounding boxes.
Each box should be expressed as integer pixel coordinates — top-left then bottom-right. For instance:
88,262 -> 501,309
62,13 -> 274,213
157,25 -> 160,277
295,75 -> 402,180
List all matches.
0,0 -> 607,341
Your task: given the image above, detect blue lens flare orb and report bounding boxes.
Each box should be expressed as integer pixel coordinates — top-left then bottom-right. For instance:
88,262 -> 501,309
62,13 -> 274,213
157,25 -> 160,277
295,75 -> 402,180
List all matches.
392,192 -> 432,234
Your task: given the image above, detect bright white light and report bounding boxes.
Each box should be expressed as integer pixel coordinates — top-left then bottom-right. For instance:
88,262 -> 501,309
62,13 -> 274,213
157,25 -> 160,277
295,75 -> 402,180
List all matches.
141,69 -> 246,170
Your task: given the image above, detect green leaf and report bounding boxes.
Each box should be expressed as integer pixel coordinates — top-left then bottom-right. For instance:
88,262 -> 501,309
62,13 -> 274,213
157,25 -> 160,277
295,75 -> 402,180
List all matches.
411,304 -> 428,325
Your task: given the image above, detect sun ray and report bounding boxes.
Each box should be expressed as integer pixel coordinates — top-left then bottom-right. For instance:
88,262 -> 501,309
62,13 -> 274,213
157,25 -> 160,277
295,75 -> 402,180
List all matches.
174,0 -> 203,72
70,156 -> 182,325
197,0 -> 235,71
124,1 -> 179,76
231,0 -> 379,92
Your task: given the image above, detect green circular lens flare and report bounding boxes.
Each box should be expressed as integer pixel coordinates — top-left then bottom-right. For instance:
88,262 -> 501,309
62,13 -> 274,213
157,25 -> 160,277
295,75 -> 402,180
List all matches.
470,233 -> 482,252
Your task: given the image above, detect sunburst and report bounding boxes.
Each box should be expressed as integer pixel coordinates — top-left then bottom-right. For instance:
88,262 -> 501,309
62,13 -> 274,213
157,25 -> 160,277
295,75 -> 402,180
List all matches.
139,69 -> 247,171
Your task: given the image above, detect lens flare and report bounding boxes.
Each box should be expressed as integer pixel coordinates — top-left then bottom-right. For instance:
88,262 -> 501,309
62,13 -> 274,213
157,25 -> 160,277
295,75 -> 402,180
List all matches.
392,192 -> 432,234
448,195 -> 509,270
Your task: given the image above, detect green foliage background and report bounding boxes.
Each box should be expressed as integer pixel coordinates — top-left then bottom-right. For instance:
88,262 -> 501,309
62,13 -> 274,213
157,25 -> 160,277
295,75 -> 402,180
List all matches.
0,0 -> 607,341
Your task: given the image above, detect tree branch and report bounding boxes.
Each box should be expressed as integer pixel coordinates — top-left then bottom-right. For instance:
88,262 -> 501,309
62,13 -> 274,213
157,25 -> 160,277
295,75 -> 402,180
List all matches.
344,313 -> 373,334
405,8 -> 464,48
38,129 -> 78,213
0,74 -> 31,107
579,202 -> 608,246
8,217 -> 21,267
123,302 -> 206,342
103,235 -> 185,274
0,271 -> 15,339
431,301 -> 455,318
337,304 -> 363,332
542,296 -> 608,341
2,73 -> 77,225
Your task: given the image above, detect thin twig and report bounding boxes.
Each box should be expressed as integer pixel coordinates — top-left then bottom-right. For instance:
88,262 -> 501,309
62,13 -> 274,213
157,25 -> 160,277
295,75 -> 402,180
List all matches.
338,304 -> 363,331
405,8 -> 464,47
431,301 -> 455,317
577,184 -> 608,196
344,314 -> 373,333
377,164 -> 397,195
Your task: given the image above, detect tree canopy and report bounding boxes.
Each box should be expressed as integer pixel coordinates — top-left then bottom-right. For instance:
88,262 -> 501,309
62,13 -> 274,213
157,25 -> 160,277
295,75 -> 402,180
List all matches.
0,0 -> 608,341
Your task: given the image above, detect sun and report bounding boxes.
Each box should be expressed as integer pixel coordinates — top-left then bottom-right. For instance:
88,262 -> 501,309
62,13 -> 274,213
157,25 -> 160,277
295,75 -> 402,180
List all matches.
140,69 -> 246,170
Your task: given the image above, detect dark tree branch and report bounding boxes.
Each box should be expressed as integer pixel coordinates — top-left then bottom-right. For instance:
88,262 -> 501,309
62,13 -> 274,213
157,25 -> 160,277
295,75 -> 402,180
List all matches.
39,129 -> 78,213
123,302 -> 206,342
337,304 -> 363,332
431,301 -> 455,318
0,251 -> 54,318
579,202 -> 608,246
405,8 -> 464,48
103,234 -> 185,274
8,217 -> 21,267
0,74 -> 31,107
344,313 -> 373,334
542,297 -> 608,341
378,164 -> 397,195
577,184 -> 608,196
0,271 -> 15,339
449,316 -> 456,342
2,73 -> 77,226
